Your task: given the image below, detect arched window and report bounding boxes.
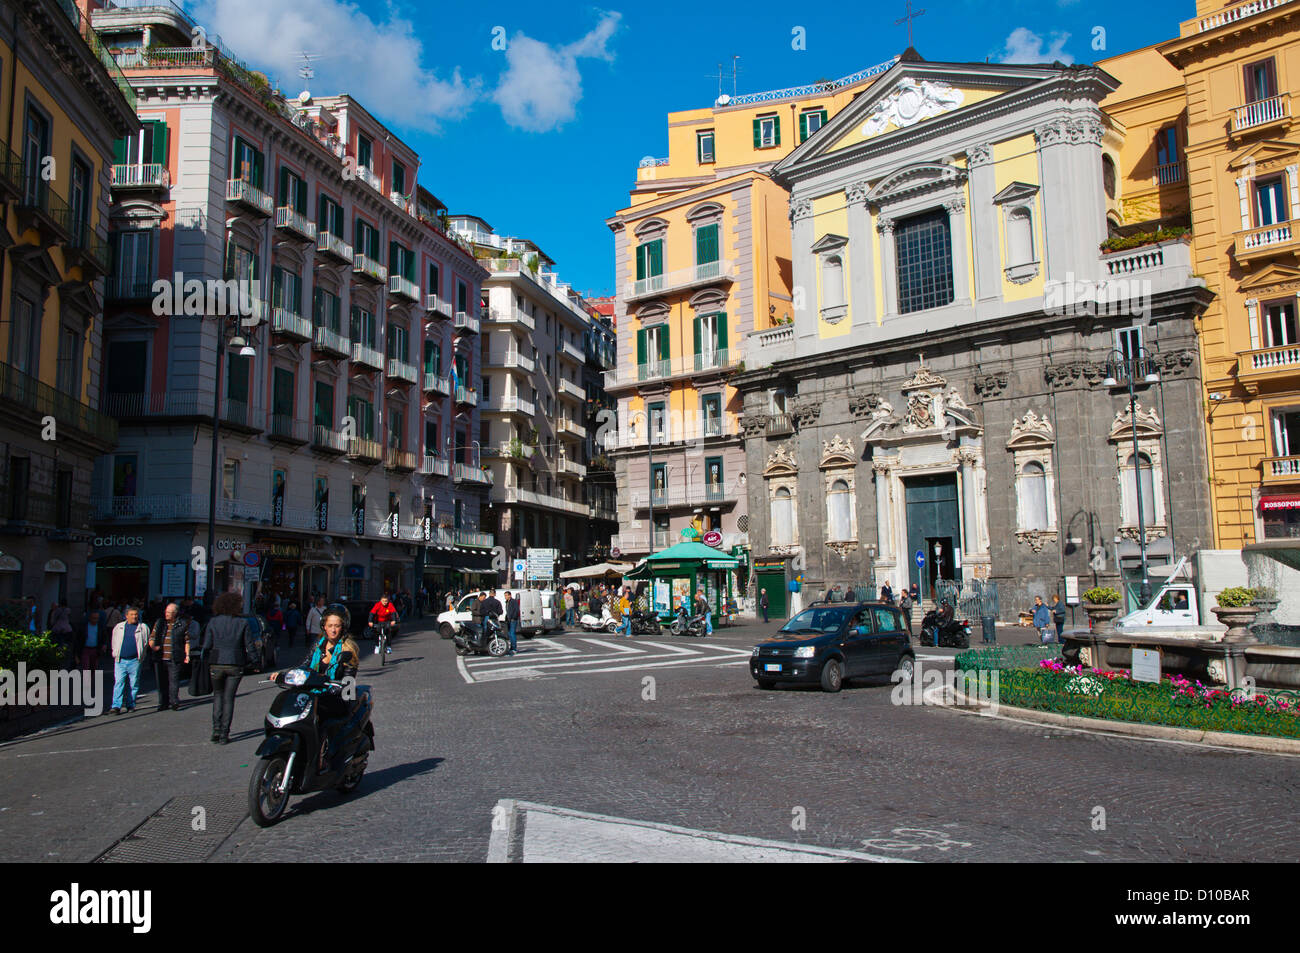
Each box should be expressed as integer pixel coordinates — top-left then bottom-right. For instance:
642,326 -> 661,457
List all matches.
1020,462 -> 1049,530
822,254 -> 845,310
1008,207 -> 1033,266
771,487 -> 793,546
1124,452 -> 1156,525
827,479 -> 852,541
1102,155 -> 1117,200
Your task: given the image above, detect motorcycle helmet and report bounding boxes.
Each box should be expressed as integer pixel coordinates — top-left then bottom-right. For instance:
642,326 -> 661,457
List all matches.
325,602 -> 351,632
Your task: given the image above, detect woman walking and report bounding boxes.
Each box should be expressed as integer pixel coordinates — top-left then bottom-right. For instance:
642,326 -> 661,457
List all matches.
200,592 -> 261,745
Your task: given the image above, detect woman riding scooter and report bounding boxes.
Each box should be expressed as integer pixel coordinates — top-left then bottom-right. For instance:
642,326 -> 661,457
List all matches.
270,608 -> 360,769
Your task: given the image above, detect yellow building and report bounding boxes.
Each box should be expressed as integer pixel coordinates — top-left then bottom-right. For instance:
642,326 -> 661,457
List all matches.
605,58 -> 897,567
1155,0 -> 1300,546
0,0 -> 137,616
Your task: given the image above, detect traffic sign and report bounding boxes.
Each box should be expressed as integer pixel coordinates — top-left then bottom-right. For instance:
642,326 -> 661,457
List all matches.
702,530 -> 722,547
915,550 -> 925,569
244,551 -> 261,567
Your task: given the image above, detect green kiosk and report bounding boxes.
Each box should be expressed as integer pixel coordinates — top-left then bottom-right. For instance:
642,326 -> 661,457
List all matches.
626,540 -> 740,623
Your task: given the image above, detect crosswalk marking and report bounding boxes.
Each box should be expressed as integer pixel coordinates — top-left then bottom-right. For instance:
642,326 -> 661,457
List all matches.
455,636 -> 753,684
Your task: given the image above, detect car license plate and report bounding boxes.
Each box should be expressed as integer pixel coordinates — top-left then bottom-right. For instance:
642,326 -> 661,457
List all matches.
764,663 -> 781,672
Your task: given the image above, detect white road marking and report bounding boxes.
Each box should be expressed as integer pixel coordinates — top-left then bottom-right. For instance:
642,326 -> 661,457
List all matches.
459,638 -> 753,683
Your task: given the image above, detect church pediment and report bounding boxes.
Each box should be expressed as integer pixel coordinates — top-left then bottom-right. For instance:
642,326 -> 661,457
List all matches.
867,162 -> 966,206
810,233 -> 849,254
819,434 -> 856,468
1006,409 -> 1054,449
1108,403 -> 1162,441
763,444 -> 798,476
1227,139 -> 1300,172
992,181 -> 1040,205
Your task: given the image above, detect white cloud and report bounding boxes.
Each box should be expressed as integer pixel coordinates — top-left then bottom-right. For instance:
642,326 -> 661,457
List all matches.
999,27 -> 1074,65
189,0 -> 480,130
493,12 -> 622,132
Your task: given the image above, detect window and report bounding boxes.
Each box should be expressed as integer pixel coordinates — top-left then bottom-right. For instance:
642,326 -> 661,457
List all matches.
69,157 -> 91,241
821,254 -> 846,312
226,353 -> 250,409
350,306 -> 376,348
313,288 -> 341,331
387,322 -> 408,361
705,457 -> 724,501
1122,452 -> 1157,526
1155,127 -> 1179,169
771,487 -> 793,546
347,395 -> 375,439
650,463 -> 667,504
753,114 -> 780,149
827,479 -> 852,541
770,389 -> 787,415
227,241 -> 258,285
389,241 -> 414,280
428,261 -> 440,298
21,105 -> 50,206
1244,58 -> 1277,103
9,295 -> 36,376
695,223 -> 719,268
314,381 -> 334,428
56,327 -> 81,396
272,367 -> 294,420
1019,462 -> 1049,531
694,311 -> 728,369
1113,326 -> 1143,381
697,130 -> 715,163
895,209 -> 954,314
392,161 -> 406,196
637,323 -> 670,378
272,265 -> 301,314
799,109 -> 828,142
1273,409 -> 1300,458
425,419 -> 439,457
357,133 -> 373,170
635,239 -> 664,291
318,195 -> 344,238
872,607 -> 903,633
1102,154 -> 1117,199
424,340 -> 441,374
388,408 -> 404,449
112,229 -> 153,297
115,119 -> 167,167
649,402 -> 667,445
1007,208 -> 1034,267
1255,177 -> 1289,227
222,460 -> 239,501
1264,301 -> 1298,348
112,454 -> 138,500
354,219 -> 379,260
279,167 -> 307,213
702,393 -> 722,436
457,281 -> 468,314
231,136 -> 263,187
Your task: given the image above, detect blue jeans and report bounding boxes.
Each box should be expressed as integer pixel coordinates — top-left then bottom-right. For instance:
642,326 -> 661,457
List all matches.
112,658 -> 140,710
704,611 -> 712,636
616,613 -> 630,635
508,619 -> 518,652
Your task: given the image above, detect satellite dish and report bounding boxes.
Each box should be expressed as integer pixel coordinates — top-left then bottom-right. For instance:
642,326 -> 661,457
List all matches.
716,94 -> 731,106
298,90 -> 311,105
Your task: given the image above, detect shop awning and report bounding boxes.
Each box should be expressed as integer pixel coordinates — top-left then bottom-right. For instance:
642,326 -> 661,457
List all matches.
558,562 -> 631,580
1260,495 -> 1300,512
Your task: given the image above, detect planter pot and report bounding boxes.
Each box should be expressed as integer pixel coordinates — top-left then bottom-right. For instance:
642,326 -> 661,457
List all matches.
1212,605 -> 1259,644
1083,602 -> 1121,635
1251,598 -> 1280,628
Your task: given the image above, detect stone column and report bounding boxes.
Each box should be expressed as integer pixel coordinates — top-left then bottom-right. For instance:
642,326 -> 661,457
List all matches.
966,144 -> 1000,304
873,460 -> 893,568
1069,117 -> 1107,278
790,196 -> 817,351
957,449 -> 980,556
945,196 -> 971,306
845,181 -> 876,333
877,216 -> 897,319
1035,120 -> 1072,283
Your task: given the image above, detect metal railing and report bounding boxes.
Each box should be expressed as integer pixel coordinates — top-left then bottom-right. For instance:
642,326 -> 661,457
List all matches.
419,454 -> 451,477
556,419 -> 586,438
725,56 -> 898,105
347,437 -> 383,462
425,294 -> 452,318
311,425 -> 348,452
1153,161 -> 1185,186
389,274 -> 420,301
317,231 -> 353,263
111,163 -> 168,188
103,389 -> 206,418
105,274 -> 155,300
1233,93 -> 1291,132
624,259 -> 736,301
271,308 -> 311,340
454,312 -> 480,334
632,484 -> 738,508
605,347 -> 744,388
268,414 -> 308,442
55,0 -> 138,110
423,372 -> 452,395
385,448 -> 417,471
485,350 -> 536,374
91,494 -> 278,523
353,252 -> 387,283
275,206 -> 316,241
454,386 -> 480,407
766,413 -> 794,436
0,362 -> 116,444
351,342 -> 384,370
497,486 -> 585,514
226,178 -> 272,214
454,463 -> 493,485
312,325 -> 350,357
387,358 -> 418,384
220,397 -> 261,430
481,394 -> 535,416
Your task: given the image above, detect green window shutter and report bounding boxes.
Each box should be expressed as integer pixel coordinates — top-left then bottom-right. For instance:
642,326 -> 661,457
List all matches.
659,325 -> 671,362
799,112 -> 808,142
279,166 -> 289,207
355,219 -> 363,252
693,316 -> 701,358
752,118 -> 761,148
318,194 -> 327,231
635,243 -> 646,281
649,239 -> 663,276
113,136 -> 129,165
251,148 -> 263,189
716,311 -> 728,351
271,266 -> 282,308
818,109 -> 828,128
696,224 -> 718,264
150,121 -> 167,165
231,135 -> 243,178
773,116 -> 781,147
296,177 -> 307,215
389,239 -> 400,273
636,328 -> 646,366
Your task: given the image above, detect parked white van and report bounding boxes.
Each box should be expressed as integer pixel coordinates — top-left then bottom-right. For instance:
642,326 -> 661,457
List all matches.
437,589 -> 548,639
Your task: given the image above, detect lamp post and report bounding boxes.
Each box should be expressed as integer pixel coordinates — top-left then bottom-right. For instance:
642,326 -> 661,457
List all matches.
1102,346 -> 1161,605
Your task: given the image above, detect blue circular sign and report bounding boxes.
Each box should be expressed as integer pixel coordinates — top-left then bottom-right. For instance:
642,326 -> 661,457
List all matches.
244,551 -> 261,567
915,550 -> 925,569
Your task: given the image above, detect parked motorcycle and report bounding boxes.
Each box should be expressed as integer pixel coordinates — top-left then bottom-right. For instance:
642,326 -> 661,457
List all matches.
453,615 -> 510,657
629,608 -> 661,636
248,667 -> 375,827
669,606 -> 708,638
919,606 -> 972,648
579,606 -> 619,633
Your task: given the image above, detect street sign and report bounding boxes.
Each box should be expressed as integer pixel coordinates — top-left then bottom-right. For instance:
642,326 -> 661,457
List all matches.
244,551 -> 261,567
1132,647 -> 1161,683
915,550 -> 925,569
512,559 -> 526,583
702,530 -> 722,547
527,548 -> 556,581
1065,576 -> 1080,605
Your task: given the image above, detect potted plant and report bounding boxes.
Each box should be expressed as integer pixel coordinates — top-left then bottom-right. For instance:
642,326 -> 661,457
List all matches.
1251,586 -> 1280,627
1214,586 -> 1258,643
1082,586 -> 1122,634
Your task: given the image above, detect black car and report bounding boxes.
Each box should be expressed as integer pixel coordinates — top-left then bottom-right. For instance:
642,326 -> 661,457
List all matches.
749,602 -> 915,692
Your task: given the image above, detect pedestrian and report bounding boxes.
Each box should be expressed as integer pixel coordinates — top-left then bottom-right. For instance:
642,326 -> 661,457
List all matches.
201,592 -> 260,745
900,588 -> 913,634
109,606 -> 147,715
1032,595 -> 1052,644
759,588 -> 769,624
504,591 -> 520,655
305,596 -> 325,643
48,599 -> 74,664
76,609 -> 103,673
1051,593 -> 1066,643
283,600 -> 303,648
100,597 -> 123,636
149,602 -> 197,712
694,589 -> 712,636
909,583 -> 920,610
615,587 -> 632,636
880,581 -> 894,605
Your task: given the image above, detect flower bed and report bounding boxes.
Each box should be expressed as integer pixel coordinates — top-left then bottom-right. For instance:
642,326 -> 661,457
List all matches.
0,629 -> 66,673
953,644 -> 1058,672
963,659 -> 1300,739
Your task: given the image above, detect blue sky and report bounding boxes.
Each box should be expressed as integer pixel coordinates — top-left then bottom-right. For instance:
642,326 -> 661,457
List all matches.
188,0 -> 1196,295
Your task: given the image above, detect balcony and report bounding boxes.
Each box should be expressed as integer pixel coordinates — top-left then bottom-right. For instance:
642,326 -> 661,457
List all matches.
0,361 -> 116,446
389,274 -> 421,302
102,390 -> 206,420
425,294 -> 452,319
1154,161 -> 1185,186
268,413 -> 309,444
454,312 -> 480,335
558,377 -> 584,402
312,325 -> 350,359
496,486 -> 587,515
423,372 -> 452,396
482,395 -> 534,416
353,253 -> 387,284
560,339 -> 585,364
488,440 -> 535,460
91,494 -> 276,524
275,206 -> 316,242
317,231 -> 354,264
1237,343 -> 1300,391
1234,220 -> 1299,262
111,163 -> 168,190
557,458 -> 587,479
419,454 -> 451,478
65,223 -> 111,277
347,437 -> 383,464
350,342 -> 385,371
603,348 -> 745,390
631,483 -> 738,509
623,259 -> 737,303
485,307 -> 535,331
485,350 -> 535,374
455,386 -> 479,407
271,308 -> 312,342
1262,455 -> 1300,484
766,413 -> 794,437
311,425 -> 348,454
220,397 -> 262,433
387,358 -> 418,385
226,178 -> 272,216
588,500 -> 617,522
456,529 -> 494,549
105,274 -> 157,301
454,463 -> 493,486
390,191 -> 415,215
1232,93 -> 1291,134
356,165 -> 382,193
556,418 -> 586,439
385,448 -> 417,472
15,181 -> 72,244
1199,0 -> 1294,31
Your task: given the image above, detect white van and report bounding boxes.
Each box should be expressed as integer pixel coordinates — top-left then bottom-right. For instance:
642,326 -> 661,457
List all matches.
437,589 -> 546,639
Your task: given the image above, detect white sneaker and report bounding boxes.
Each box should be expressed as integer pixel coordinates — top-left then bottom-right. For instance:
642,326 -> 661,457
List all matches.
386,646 -> 392,654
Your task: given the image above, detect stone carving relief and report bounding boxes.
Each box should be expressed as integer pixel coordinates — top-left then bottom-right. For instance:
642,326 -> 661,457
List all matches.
1007,409 -> 1054,448
861,79 -> 965,137
820,434 -> 855,467
1045,361 -> 1108,389
764,444 -> 799,475
974,372 -> 1008,399
791,399 -> 822,428
1015,529 -> 1057,554
848,393 -> 883,418
789,198 -> 813,222
740,414 -> 769,438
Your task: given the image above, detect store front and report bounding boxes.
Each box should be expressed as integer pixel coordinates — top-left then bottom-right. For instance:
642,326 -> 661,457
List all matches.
627,541 -> 740,622
1261,494 -> 1300,539
753,556 -> 789,620
91,555 -> 149,604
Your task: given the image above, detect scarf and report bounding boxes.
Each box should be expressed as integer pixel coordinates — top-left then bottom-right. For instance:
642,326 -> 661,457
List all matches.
309,636 -> 345,679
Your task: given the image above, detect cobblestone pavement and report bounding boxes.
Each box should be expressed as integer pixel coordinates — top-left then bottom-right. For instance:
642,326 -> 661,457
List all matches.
0,619 -> 1296,862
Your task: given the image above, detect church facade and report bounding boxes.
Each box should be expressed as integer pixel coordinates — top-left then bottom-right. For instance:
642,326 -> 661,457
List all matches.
733,54 -> 1215,615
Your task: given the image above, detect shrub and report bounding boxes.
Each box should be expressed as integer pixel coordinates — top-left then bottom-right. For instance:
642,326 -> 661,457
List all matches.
1216,587 -> 1256,608
0,629 -> 66,673
1083,586 -> 1121,604
1252,587 -> 1277,603
1099,226 -> 1190,253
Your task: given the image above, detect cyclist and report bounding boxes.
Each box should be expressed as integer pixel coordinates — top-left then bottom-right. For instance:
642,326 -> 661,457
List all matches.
368,593 -> 400,655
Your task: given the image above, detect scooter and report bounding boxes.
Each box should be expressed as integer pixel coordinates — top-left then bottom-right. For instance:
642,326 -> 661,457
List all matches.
453,615 -> 510,657
669,606 -> 708,638
919,607 -> 972,648
248,667 -> 375,827
629,609 -> 661,636
579,606 -> 619,633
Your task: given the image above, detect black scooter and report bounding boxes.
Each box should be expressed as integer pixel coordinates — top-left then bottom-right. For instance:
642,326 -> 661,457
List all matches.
248,668 -> 375,827
919,607 -> 972,648
669,606 -> 708,638
630,609 -> 661,636
453,615 -> 509,657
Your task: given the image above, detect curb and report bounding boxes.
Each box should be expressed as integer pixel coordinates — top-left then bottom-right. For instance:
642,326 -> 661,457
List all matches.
943,686 -> 1300,756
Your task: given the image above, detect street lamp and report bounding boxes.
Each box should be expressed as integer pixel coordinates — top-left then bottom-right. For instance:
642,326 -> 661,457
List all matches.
1101,345 -> 1161,604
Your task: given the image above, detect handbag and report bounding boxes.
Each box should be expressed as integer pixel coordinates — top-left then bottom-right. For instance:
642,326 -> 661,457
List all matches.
188,648 -> 213,696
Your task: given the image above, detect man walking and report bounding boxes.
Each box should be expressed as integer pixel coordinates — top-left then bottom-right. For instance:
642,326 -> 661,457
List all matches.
1051,593 -> 1067,643
503,591 -> 520,655
305,596 -> 325,645
149,602 -> 197,712
109,606 -> 147,714
900,588 -> 914,635
759,588 -> 769,624
1032,596 -> 1052,644
283,600 -> 303,649
76,609 -> 103,673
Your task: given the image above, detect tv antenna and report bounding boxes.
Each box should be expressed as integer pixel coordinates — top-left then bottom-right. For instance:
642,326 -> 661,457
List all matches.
297,51 -> 320,98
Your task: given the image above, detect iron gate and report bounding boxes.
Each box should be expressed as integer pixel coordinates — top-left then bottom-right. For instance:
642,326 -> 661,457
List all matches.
935,579 -> 999,620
